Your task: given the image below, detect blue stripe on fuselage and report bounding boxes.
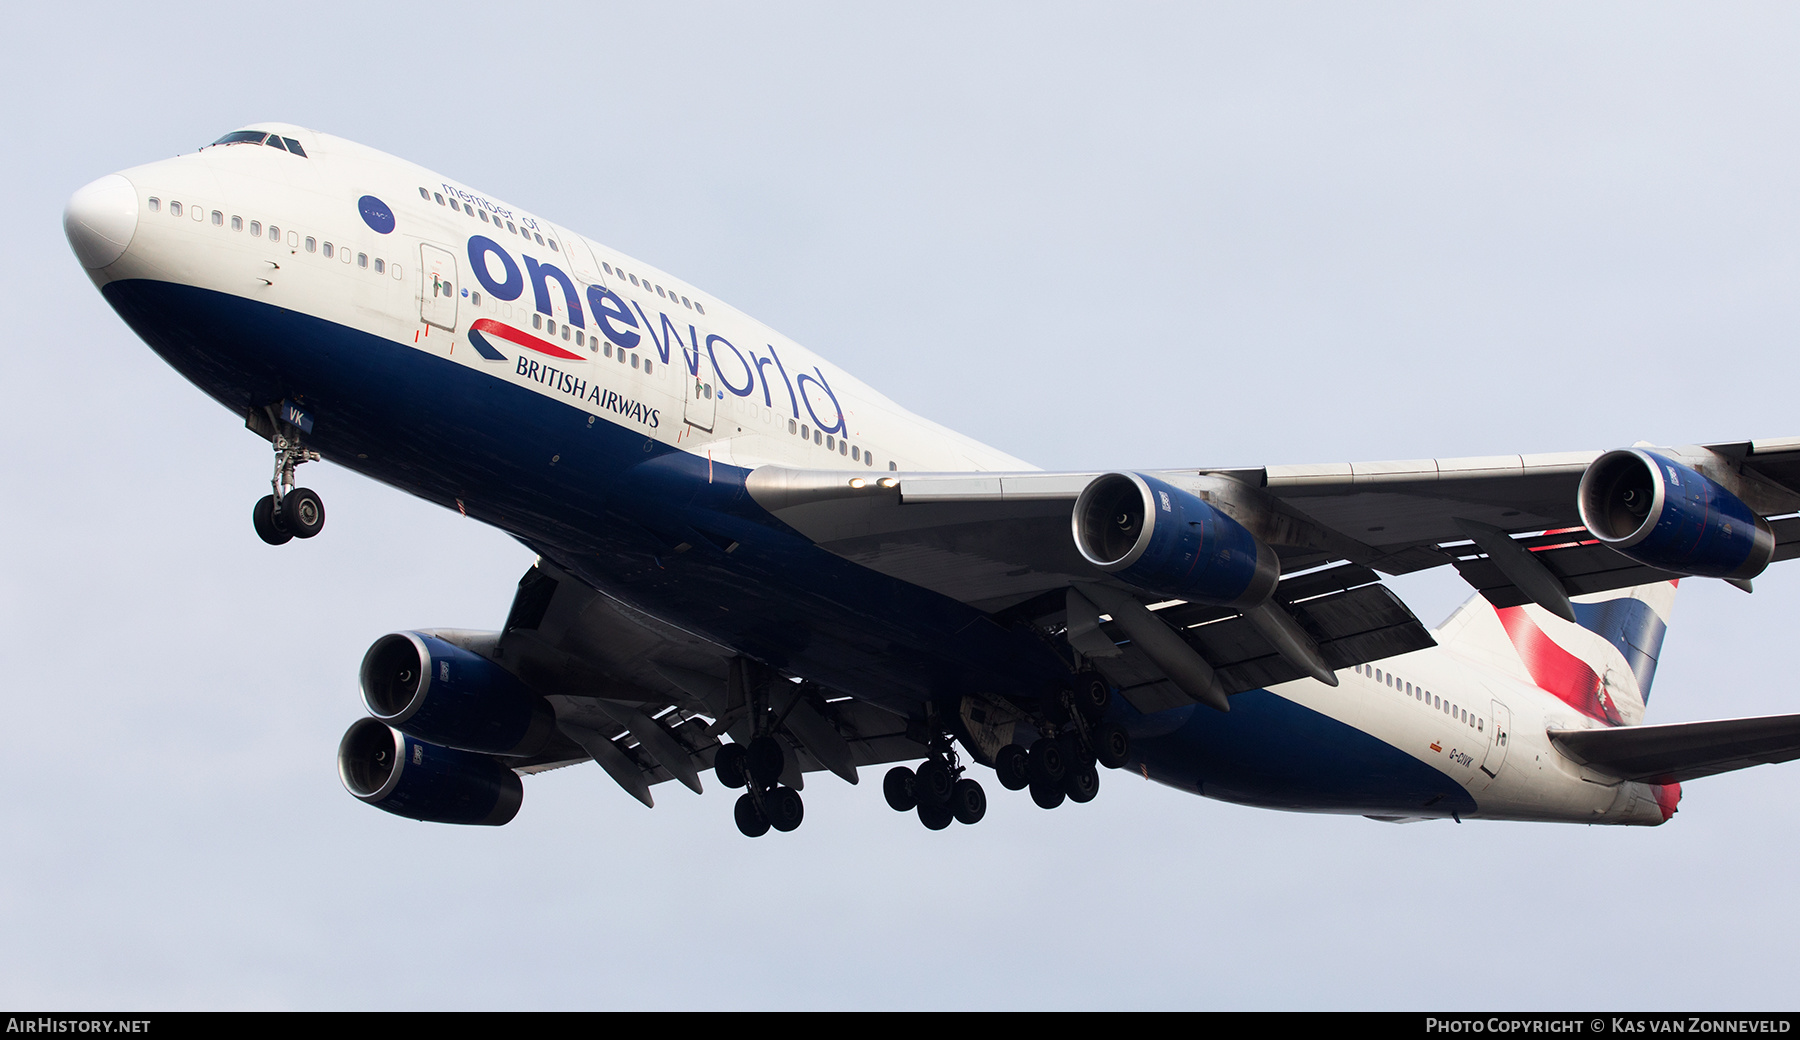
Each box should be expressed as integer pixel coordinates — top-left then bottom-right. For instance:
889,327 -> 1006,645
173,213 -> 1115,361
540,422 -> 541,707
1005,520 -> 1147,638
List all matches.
1125,688 -> 1479,817
102,277 -> 1483,820
98,278 -> 1072,717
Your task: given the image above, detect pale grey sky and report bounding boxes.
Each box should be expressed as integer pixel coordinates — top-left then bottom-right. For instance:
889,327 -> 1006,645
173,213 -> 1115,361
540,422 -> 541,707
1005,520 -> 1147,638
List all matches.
6,2 -> 1800,1009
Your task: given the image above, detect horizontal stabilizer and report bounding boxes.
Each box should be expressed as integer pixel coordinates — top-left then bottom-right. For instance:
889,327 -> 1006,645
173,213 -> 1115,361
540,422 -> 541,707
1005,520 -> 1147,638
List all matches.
1550,714 -> 1800,785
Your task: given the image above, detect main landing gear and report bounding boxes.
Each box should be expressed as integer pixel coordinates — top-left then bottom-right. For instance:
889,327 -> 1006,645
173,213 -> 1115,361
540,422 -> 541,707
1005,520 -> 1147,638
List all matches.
714,735 -> 805,838
1001,674 -> 1131,811
893,673 -> 1132,828
883,737 -> 987,830
252,422 -> 325,546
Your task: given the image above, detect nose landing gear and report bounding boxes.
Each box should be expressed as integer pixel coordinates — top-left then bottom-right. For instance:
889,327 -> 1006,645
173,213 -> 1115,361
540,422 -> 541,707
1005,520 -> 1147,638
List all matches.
252,409 -> 325,546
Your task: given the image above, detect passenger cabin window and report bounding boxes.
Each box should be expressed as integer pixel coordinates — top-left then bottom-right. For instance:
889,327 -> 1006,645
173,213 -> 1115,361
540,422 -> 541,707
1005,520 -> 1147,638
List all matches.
169,201 -> 182,217
306,237 -> 316,252
148,198 -> 159,212
251,221 -> 261,236
230,215 -> 242,231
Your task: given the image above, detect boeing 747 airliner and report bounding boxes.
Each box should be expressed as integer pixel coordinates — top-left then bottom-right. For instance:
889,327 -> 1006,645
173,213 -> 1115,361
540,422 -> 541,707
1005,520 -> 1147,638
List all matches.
61,124 -> 1800,835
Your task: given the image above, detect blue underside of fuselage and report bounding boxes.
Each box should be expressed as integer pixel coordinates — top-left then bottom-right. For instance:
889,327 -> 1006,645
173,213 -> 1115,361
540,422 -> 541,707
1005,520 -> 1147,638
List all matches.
1120,691 -> 1478,817
102,277 -> 1474,818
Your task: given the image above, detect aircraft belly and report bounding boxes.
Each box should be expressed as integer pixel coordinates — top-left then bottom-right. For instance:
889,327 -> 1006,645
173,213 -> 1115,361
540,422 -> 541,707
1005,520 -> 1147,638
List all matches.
1127,688 -> 1480,818
98,278 -> 1070,712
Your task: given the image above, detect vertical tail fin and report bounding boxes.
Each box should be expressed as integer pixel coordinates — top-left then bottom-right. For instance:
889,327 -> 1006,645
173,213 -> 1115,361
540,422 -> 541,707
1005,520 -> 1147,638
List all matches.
1434,581 -> 1676,726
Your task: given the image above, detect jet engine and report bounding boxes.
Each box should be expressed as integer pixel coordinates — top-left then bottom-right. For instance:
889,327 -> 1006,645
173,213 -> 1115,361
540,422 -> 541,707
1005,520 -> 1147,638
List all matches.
1072,472 -> 1280,608
337,718 -> 523,826
1578,449 -> 1774,579
360,631 -> 555,757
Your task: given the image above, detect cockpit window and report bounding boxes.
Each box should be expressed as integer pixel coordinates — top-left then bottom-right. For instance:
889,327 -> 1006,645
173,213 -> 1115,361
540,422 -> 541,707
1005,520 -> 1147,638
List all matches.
204,131 -> 308,158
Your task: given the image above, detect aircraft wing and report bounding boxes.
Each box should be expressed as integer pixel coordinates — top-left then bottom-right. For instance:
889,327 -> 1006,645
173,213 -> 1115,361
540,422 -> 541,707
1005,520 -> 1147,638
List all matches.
745,438 -> 1800,714
487,559 -> 927,806
1550,714 -> 1800,785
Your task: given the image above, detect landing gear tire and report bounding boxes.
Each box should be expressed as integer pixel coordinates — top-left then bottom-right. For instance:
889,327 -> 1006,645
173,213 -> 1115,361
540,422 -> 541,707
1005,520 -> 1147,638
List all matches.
748,735 -> 785,786
1028,738 -> 1066,786
950,778 -> 987,824
252,495 -> 292,545
1029,777 -> 1067,810
914,758 -> 954,806
715,743 -> 750,789
1095,722 -> 1131,769
281,487 -> 325,538
917,799 -> 954,830
734,793 -> 770,837
766,786 -> 805,832
1065,764 -> 1100,803
994,743 -> 1030,791
883,766 -> 918,811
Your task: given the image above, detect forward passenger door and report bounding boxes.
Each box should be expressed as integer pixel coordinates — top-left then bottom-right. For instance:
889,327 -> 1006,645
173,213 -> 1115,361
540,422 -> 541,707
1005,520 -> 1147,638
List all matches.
420,243 -> 459,332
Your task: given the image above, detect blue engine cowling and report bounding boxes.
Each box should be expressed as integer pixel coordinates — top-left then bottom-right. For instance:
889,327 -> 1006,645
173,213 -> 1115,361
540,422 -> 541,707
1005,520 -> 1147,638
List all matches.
1072,472 -> 1279,607
359,632 -> 554,757
1578,449 -> 1774,579
337,718 -> 523,826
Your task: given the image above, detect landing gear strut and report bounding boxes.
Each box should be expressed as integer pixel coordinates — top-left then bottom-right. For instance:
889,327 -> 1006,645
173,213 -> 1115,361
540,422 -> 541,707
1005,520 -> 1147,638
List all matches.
716,663 -> 807,838
253,411 -> 325,545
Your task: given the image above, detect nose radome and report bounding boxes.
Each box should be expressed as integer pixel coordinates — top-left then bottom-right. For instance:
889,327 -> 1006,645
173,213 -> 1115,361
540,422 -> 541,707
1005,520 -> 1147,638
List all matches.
64,174 -> 139,269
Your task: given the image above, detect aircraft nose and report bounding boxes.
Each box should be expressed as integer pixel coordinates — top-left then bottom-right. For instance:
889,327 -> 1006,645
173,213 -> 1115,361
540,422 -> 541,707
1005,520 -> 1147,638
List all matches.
64,174 -> 139,269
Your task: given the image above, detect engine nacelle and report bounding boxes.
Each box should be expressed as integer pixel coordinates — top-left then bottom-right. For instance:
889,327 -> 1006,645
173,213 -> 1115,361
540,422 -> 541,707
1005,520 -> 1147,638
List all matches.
1072,472 -> 1280,608
360,631 -> 554,757
337,718 -> 523,826
1578,449 -> 1774,579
